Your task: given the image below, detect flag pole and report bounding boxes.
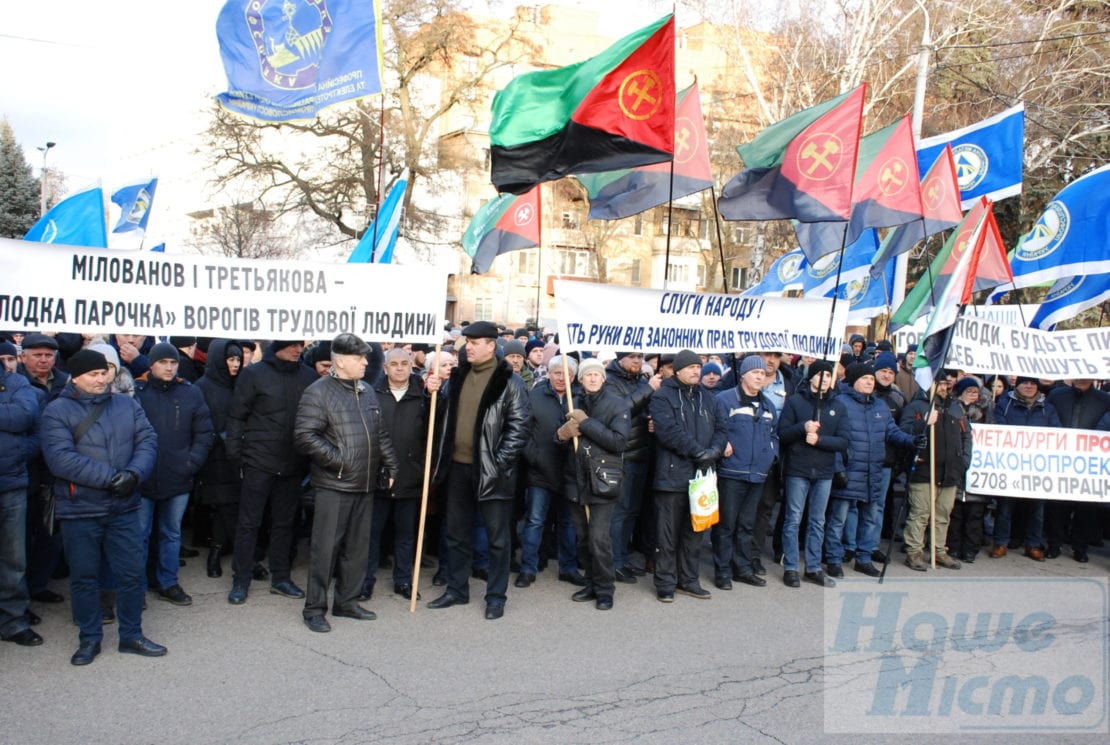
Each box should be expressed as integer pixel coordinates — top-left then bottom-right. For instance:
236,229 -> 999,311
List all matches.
662,157 -> 676,290
535,186 -> 544,323
709,185 -> 729,292
819,229 -> 853,359
410,343 -> 442,613
561,354 -> 588,523
370,98 -> 386,263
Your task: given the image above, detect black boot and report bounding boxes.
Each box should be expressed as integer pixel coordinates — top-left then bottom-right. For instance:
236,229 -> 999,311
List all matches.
207,545 -> 223,578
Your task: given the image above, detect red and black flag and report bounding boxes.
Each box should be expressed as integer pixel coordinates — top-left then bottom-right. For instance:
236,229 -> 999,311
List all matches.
489,16 -> 675,195
463,187 -> 541,274
577,82 -> 712,220
719,85 -> 866,226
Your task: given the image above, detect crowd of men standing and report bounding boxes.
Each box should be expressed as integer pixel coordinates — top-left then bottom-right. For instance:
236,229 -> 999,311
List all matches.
1,325 -> 1107,665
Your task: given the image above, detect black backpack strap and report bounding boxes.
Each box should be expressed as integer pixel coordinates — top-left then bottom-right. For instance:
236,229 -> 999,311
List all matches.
73,400 -> 110,444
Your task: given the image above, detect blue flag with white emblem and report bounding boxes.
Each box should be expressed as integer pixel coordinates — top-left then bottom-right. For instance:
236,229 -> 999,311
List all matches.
23,187 -> 108,248
743,248 -> 807,296
917,104 -> 1023,209
828,256 -> 894,324
216,0 -> 384,122
1030,274 -> 1110,330
111,178 -> 158,233
997,164 -> 1110,294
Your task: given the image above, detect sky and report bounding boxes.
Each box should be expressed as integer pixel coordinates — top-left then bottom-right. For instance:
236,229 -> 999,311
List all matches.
1,0 -> 672,194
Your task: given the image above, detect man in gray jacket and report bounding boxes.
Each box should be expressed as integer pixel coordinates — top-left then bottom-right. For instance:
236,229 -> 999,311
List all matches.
294,333 -> 398,633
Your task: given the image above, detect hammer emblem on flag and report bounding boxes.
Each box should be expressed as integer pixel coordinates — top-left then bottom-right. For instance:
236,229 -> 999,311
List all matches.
619,70 -> 664,121
797,134 -> 843,180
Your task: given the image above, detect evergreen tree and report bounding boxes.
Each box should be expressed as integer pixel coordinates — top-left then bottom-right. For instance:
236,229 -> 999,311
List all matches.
0,117 -> 40,238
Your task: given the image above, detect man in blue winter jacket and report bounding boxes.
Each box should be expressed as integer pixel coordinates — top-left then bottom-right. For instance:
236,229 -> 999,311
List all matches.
40,349 -> 162,666
712,355 -> 778,590
0,351 -> 42,647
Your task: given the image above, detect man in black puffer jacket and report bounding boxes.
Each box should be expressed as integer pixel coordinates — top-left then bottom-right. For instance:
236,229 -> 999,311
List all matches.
648,349 -> 727,603
135,342 -> 214,608
604,353 -> 660,582
225,339 -> 317,605
294,334 -> 398,632
427,321 -> 530,621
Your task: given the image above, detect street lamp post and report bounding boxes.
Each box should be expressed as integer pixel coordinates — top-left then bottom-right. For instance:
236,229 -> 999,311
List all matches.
37,141 -> 56,217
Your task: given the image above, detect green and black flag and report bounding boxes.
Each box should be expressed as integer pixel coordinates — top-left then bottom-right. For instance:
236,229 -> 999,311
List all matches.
489,15 -> 675,195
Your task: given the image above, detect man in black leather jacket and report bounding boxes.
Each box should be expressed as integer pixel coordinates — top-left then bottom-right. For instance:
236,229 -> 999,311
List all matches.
427,321 -> 531,620
294,333 -> 398,632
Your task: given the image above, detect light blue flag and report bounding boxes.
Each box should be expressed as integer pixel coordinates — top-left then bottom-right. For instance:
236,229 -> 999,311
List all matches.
743,248 -> 807,296
917,103 -> 1023,208
799,228 -> 880,297
996,163 -> 1110,294
111,178 -> 158,233
23,187 -> 108,248
828,255 -> 894,324
348,170 -> 409,264
216,0 -> 384,122
1030,273 -> 1110,331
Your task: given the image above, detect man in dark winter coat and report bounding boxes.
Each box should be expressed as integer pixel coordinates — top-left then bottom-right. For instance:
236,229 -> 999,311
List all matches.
516,356 -> 578,588
40,349 -> 162,665
294,334 -> 399,632
648,349 -> 728,602
900,379 -> 971,572
135,342 -> 214,606
225,339 -> 317,604
712,356 -> 779,590
1045,379 -> 1109,562
990,378 -> 1062,560
604,352 -> 660,582
363,348 -> 434,601
18,333 -> 69,604
777,360 -> 849,588
427,321 -> 530,620
0,356 -> 42,647
825,363 -> 916,579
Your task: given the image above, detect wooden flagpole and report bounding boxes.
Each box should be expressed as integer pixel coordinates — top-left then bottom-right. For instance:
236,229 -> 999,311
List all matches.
410,343 -> 442,612
561,354 -> 588,523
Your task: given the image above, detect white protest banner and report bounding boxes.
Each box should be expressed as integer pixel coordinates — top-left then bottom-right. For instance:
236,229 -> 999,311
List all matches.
940,316 -> 1110,380
967,424 -> 1110,503
892,304 -> 1036,350
0,239 -> 446,343
554,280 -> 848,357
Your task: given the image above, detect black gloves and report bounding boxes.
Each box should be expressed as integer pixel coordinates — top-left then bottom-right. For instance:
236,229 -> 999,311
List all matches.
913,434 -> 928,450
108,470 -> 139,498
694,448 -> 720,467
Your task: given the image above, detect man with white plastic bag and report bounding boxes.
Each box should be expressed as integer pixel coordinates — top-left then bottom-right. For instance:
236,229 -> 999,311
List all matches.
648,350 -> 728,603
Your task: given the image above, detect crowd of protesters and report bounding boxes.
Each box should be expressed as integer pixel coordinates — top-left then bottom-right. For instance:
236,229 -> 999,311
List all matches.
1,324 -> 1107,664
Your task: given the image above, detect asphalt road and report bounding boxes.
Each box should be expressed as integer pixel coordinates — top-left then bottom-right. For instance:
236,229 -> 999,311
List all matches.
2,538 -> 1107,745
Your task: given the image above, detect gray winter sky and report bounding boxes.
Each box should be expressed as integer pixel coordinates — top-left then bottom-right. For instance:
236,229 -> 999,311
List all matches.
1,0 -> 672,194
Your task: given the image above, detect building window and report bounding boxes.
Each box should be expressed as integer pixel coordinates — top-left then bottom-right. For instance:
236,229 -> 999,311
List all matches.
474,297 -> 495,321
699,217 -> 710,241
630,259 -> 641,285
732,225 -> 751,244
561,210 -> 580,230
666,263 -> 689,284
558,249 -> 590,276
697,264 -> 707,288
517,250 -> 537,277
633,213 -> 643,236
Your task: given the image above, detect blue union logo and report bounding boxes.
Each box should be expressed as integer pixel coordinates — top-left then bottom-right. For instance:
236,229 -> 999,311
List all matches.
247,0 -> 333,91
1016,201 -> 1070,262
953,143 -> 989,191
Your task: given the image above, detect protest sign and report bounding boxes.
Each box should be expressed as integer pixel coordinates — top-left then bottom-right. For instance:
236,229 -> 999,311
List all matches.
891,304 -> 1036,350
941,316 -> 1110,380
967,423 -> 1110,503
0,239 -> 446,343
554,280 -> 848,356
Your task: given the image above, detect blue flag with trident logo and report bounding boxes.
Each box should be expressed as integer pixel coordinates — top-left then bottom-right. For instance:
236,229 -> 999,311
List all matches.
916,104 -> 1024,209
